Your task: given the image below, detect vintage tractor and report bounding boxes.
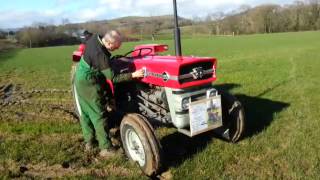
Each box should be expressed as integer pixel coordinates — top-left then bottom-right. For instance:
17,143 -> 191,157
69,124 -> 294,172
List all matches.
71,0 -> 245,176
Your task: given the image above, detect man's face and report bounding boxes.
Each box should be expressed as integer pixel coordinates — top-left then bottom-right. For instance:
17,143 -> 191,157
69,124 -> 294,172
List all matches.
106,40 -> 121,51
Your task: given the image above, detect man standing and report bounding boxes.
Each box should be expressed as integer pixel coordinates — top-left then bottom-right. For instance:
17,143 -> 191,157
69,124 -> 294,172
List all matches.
74,30 -> 144,158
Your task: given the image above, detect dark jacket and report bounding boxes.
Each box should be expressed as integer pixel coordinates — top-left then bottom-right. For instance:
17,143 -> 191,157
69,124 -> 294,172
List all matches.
83,34 -> 132,83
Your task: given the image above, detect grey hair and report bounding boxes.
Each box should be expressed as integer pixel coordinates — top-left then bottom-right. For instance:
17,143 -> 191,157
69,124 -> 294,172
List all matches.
103,30 -> 122,43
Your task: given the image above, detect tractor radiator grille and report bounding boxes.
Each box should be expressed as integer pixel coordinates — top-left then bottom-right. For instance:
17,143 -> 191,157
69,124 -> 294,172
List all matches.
178,62 -> 214,83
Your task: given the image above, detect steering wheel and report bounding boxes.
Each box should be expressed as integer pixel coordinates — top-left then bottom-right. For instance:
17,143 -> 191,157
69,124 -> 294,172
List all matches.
122,48 -> 153,58
112,48 -> 153,61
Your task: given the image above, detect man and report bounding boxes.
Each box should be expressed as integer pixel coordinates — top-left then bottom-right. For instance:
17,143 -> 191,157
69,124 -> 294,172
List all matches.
81,30 -> 93,43
74,30 -> 144,158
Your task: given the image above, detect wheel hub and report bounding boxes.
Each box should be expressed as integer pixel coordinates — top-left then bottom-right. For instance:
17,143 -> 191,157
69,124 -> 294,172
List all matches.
125,128 -> 146,167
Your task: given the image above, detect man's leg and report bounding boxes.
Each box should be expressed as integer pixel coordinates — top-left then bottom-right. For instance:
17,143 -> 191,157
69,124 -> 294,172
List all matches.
75,68 -> 112,151
86,98 -> 111,150
78,100 -> 95,144
77,81 -> 111,150
87,101 -> 116,158
75,71 -> 96,148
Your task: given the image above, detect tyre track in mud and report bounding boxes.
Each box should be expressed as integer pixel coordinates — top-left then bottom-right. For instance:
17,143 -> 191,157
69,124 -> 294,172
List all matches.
0,83 -> 78,121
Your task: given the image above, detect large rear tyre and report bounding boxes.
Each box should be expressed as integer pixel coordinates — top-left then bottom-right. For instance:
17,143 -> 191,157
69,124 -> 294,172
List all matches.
71,64 -> 81,119
221,92 -> 245,143
120,113 -> 162,176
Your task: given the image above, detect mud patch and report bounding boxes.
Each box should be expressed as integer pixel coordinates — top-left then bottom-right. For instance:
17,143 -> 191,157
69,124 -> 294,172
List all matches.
0,83 -> 77,122
0,132 -> 82,144
0,83 -> 16,103
1,158 -> 136,178
18,162 -> 133,178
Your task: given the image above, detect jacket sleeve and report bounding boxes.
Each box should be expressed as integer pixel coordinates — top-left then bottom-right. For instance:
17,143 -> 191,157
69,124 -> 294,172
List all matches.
101,68 -> 132,83
96,52 -> 111,72
113,72 -> 133,83
98,54 -> 133,83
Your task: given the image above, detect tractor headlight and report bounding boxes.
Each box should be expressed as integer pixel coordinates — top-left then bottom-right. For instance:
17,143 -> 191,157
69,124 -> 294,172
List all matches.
207,88 -> 218,98
181,97 -> 190,110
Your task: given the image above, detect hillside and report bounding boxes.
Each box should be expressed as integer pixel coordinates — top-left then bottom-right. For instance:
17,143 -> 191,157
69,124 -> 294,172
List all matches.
65,15 -> 192,35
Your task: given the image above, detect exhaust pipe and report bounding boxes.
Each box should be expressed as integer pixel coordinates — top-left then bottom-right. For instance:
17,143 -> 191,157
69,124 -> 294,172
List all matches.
173,0 -> 182,56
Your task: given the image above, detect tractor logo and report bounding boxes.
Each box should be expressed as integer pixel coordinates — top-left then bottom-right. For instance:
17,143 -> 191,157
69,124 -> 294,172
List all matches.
191,67 -> 204,79
162,72 -> 170,82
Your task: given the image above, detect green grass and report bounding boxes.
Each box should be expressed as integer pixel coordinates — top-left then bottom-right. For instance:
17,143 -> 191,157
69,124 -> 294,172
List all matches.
1,31 -> 320,178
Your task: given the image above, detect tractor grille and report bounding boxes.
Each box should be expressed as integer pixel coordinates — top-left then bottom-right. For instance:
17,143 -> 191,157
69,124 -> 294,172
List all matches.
178,62 -> 214,83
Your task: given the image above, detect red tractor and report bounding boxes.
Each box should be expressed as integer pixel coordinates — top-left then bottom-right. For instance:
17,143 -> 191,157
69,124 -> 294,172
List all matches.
71,0 -> 245,176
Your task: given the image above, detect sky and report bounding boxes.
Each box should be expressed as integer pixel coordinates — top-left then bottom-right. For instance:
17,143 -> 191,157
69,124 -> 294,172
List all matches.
0,0 -> 297,29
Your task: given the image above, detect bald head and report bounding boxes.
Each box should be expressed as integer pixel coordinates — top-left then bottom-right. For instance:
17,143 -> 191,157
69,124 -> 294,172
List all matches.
102,30 -> 122,51
104,30 -> 121,42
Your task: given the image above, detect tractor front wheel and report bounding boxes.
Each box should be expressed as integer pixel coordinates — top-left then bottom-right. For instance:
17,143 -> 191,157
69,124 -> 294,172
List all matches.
221,92 -> 246,143
120,113 -> 162,176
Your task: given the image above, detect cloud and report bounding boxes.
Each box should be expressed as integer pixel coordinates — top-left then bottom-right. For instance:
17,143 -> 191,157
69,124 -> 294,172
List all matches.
0,0 -> 297,29
0,10 -> 60,29
96,0 -> 295,18
98,0 -> 169,17
75,8 -> 106,22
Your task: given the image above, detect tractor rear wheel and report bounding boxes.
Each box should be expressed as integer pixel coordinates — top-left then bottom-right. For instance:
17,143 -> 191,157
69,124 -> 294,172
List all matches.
120,113 -> 162,176
221,92 -> 245,143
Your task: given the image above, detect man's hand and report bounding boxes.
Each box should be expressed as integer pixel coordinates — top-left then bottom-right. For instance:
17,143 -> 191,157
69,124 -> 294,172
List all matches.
132,69 -> 145,78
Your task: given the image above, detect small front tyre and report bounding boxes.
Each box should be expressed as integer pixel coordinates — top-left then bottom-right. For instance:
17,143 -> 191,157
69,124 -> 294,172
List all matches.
221,92 -> 246,143
120,113 -> 162,176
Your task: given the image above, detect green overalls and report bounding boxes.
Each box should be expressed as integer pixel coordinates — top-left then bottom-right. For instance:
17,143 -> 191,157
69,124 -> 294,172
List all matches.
74,34 -> 132,150
75,58 -> 111,149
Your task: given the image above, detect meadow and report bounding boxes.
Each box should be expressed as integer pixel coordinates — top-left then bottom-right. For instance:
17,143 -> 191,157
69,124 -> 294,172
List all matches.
0,31 -> 320,179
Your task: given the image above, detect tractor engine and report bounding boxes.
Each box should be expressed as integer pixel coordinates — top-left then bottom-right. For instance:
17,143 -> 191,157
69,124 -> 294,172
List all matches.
135,84 -> 170,123
112,44 -> 222,135
133,83 -> 219,130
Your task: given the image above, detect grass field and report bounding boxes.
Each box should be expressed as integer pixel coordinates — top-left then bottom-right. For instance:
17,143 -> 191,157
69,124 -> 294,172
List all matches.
0,31 -> 320,179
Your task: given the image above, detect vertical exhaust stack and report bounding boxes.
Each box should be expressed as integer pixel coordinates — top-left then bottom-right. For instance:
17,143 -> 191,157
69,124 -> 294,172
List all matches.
173,0 -> 182,56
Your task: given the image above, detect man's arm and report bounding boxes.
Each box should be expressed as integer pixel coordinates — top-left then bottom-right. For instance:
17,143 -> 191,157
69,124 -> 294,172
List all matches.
99,54 -> 144,83
101,68 -> 133,83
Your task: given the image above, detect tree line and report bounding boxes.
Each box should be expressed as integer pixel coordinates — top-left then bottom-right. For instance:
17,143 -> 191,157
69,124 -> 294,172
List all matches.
201,0 -> 320,35
15,23 -> 79,48
3,0 -> 319,47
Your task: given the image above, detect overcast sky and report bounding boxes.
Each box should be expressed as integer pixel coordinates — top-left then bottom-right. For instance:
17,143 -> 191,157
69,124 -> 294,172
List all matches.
0,0 -> 297,29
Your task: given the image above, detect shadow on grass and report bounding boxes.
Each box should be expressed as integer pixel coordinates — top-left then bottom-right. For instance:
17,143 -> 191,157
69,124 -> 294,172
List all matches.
235,94 -> 289,138
160,83 -> 290,170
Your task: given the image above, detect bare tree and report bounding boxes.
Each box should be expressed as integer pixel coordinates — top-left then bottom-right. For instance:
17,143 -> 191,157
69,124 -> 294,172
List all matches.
307,0 -> 320,29
205,12 -> 224,35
